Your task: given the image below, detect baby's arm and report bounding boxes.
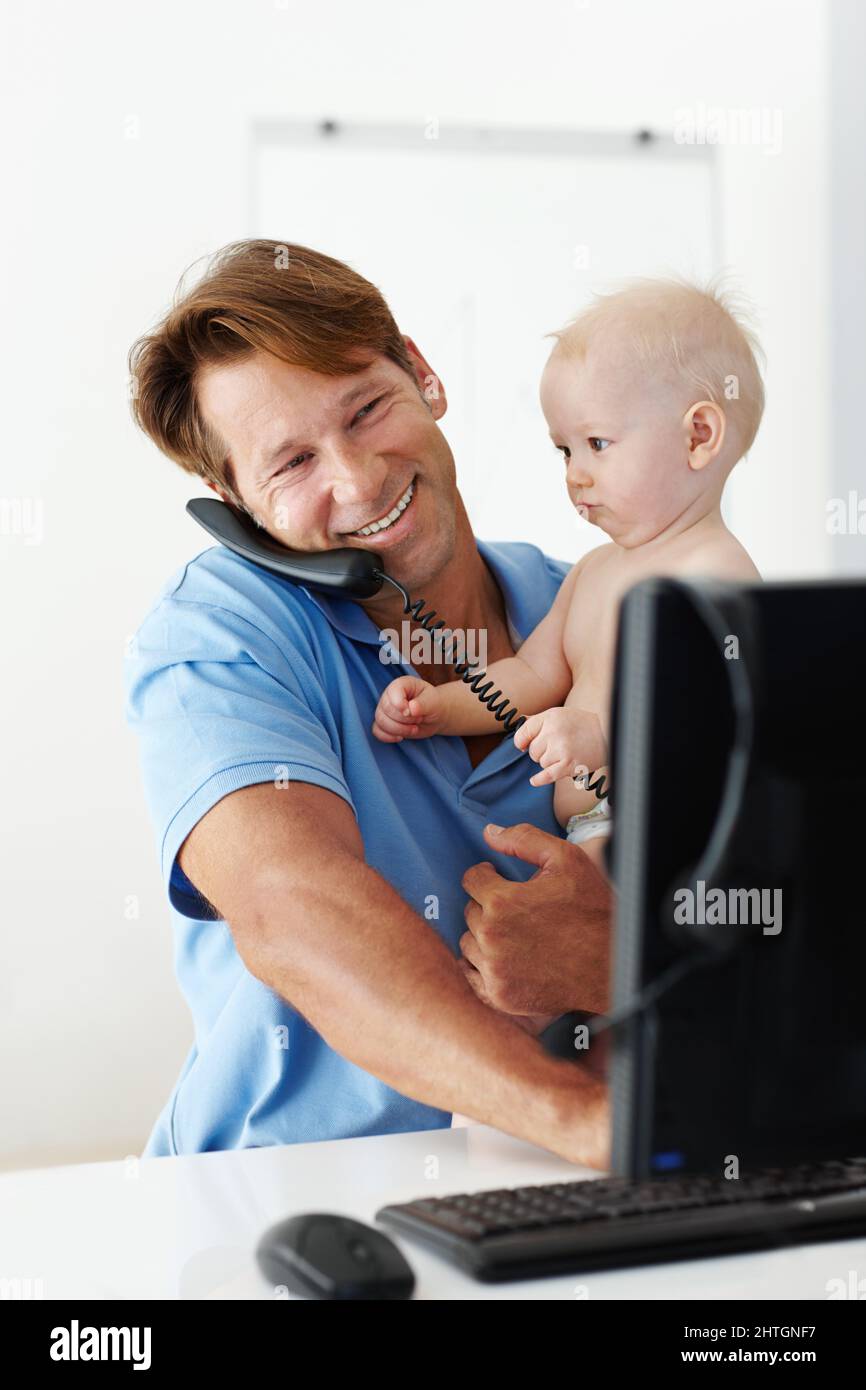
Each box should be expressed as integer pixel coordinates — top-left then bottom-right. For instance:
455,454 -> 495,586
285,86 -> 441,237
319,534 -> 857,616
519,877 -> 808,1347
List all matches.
373,560 -> 582,741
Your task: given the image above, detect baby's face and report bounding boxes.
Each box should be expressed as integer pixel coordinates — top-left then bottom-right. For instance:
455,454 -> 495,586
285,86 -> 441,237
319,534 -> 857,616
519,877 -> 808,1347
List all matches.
539,344 -> 707,548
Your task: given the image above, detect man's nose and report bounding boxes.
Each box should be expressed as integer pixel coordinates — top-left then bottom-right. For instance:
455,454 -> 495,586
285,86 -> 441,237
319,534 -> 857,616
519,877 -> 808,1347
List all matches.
324,443 -> 389,506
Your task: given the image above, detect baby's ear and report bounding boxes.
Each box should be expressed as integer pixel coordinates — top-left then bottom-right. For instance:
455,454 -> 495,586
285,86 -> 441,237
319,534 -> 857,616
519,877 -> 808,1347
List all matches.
683,400 -> 726,471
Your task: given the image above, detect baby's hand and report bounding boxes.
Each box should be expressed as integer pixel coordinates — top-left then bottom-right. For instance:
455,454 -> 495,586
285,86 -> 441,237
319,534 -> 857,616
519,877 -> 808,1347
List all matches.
372,675 -> 447,743
513,706 -> 607,787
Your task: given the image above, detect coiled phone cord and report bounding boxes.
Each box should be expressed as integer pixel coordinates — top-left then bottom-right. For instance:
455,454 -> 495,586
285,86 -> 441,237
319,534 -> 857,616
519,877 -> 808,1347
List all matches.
573,765 -> 611,803
375,568 -> 609,800
375,570 -> 528,736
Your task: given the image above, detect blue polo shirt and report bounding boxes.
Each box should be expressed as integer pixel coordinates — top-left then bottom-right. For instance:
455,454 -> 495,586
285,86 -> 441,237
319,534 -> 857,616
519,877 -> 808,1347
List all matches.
125,537 -> 570,1157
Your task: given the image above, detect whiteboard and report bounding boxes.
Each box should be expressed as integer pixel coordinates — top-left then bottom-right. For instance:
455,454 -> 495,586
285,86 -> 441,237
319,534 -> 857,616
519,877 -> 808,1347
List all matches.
253,125 -> 717,564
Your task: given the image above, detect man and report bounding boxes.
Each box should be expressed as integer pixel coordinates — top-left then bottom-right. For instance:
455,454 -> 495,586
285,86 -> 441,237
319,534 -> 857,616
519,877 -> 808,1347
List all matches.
126,239 -> 613,1166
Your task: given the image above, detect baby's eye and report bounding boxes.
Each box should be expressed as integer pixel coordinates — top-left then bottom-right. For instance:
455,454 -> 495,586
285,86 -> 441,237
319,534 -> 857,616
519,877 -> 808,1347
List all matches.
555,444 -> 571,461
588,437 -> 611,453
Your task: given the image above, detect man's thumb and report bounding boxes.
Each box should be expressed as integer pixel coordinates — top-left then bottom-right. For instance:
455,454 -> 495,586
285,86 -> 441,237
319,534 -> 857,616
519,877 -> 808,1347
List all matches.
483,821 -> 558,868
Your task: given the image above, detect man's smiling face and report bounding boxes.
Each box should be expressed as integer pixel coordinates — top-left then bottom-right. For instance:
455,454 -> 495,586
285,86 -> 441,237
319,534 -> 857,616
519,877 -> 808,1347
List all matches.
195,339 -> 459,588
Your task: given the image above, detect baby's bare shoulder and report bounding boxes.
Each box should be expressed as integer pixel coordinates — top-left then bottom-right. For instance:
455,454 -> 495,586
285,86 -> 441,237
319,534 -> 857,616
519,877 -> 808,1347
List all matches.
672,530 -> 761,583
563,543 -> 617,608
572,542 -> 618,584
561,546 -> 620,657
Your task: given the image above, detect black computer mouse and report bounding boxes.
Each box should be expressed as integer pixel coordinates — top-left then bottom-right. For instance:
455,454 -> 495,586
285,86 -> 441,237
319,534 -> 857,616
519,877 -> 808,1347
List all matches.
256,1213 -> 416,1300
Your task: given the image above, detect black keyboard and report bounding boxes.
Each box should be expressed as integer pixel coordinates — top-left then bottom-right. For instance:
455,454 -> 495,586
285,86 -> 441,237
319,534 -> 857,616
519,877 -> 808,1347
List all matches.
376,1158 -> 866,1282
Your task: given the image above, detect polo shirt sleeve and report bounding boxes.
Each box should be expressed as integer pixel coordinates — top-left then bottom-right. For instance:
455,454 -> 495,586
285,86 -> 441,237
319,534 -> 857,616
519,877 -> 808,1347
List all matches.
124,589 -> 357,920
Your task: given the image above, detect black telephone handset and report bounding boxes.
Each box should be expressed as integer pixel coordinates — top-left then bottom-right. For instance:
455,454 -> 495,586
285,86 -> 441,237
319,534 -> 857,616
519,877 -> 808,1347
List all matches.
185,496 -> 612,795
187,497 -> 385,600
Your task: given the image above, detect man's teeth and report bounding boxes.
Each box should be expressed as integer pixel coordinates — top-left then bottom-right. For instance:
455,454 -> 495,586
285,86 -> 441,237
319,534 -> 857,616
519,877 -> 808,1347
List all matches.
351,480 -> 415,536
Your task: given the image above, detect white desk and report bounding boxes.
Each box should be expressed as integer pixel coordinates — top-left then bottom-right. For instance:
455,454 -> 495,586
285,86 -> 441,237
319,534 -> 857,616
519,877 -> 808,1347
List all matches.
2,1125 -> 862,1300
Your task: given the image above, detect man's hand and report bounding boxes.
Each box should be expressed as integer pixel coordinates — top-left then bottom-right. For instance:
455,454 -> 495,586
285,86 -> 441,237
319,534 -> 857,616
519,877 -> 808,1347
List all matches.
457,960 -> 557,1037
372,675 -> 446,742
460,821 -> 613,1018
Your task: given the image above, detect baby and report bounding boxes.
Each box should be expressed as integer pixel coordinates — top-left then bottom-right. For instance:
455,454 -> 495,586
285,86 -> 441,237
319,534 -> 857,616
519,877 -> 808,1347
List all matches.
372,278 -> 764,870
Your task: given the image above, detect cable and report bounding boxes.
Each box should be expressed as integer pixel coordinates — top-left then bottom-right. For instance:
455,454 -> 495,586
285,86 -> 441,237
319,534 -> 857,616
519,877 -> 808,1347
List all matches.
586,582 -> 759,1042
586,950 -> 712,1040
375,569 -> 610,799
375,570 -> 528,736
668,582 -> 757,897
572,765 -> 611,804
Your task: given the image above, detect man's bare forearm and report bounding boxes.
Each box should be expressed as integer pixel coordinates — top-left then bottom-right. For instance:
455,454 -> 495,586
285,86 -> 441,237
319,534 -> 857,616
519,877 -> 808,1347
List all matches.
180,784 -> 608,1168
243,852 -> 600,1158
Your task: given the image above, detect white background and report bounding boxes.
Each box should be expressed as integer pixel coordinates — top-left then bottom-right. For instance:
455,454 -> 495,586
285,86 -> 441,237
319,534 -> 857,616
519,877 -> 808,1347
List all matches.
0,0 -> 861,1168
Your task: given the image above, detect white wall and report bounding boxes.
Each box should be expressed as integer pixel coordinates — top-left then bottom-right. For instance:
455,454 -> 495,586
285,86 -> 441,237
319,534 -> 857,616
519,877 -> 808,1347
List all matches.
0,0 -> 836,1168
828,0 -> 866,573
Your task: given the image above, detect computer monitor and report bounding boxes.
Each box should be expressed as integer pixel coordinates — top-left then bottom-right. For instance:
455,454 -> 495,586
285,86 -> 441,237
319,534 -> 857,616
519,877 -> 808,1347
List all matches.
607,576 -> 866,1180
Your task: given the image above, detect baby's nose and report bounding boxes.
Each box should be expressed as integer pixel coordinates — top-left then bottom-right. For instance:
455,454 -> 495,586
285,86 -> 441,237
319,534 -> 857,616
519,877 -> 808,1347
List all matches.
567,460 -> 594,488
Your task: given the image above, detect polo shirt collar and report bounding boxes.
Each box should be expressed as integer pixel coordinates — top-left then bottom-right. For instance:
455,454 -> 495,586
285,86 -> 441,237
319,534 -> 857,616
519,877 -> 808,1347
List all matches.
300,538 -> 550,651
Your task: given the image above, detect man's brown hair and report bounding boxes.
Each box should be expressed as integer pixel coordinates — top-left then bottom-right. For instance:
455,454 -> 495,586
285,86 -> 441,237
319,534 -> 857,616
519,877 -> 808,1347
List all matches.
127,240 -> 416,507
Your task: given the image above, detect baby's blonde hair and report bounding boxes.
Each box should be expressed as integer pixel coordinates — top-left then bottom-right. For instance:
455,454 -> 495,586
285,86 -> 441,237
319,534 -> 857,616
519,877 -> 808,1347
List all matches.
548,276 -> 766,458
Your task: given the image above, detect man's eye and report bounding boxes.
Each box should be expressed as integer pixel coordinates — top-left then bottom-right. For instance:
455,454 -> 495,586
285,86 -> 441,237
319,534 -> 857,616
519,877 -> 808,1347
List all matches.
588,438 -> 611,453
274,452 -> 312,478
354,395 -> 384,422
